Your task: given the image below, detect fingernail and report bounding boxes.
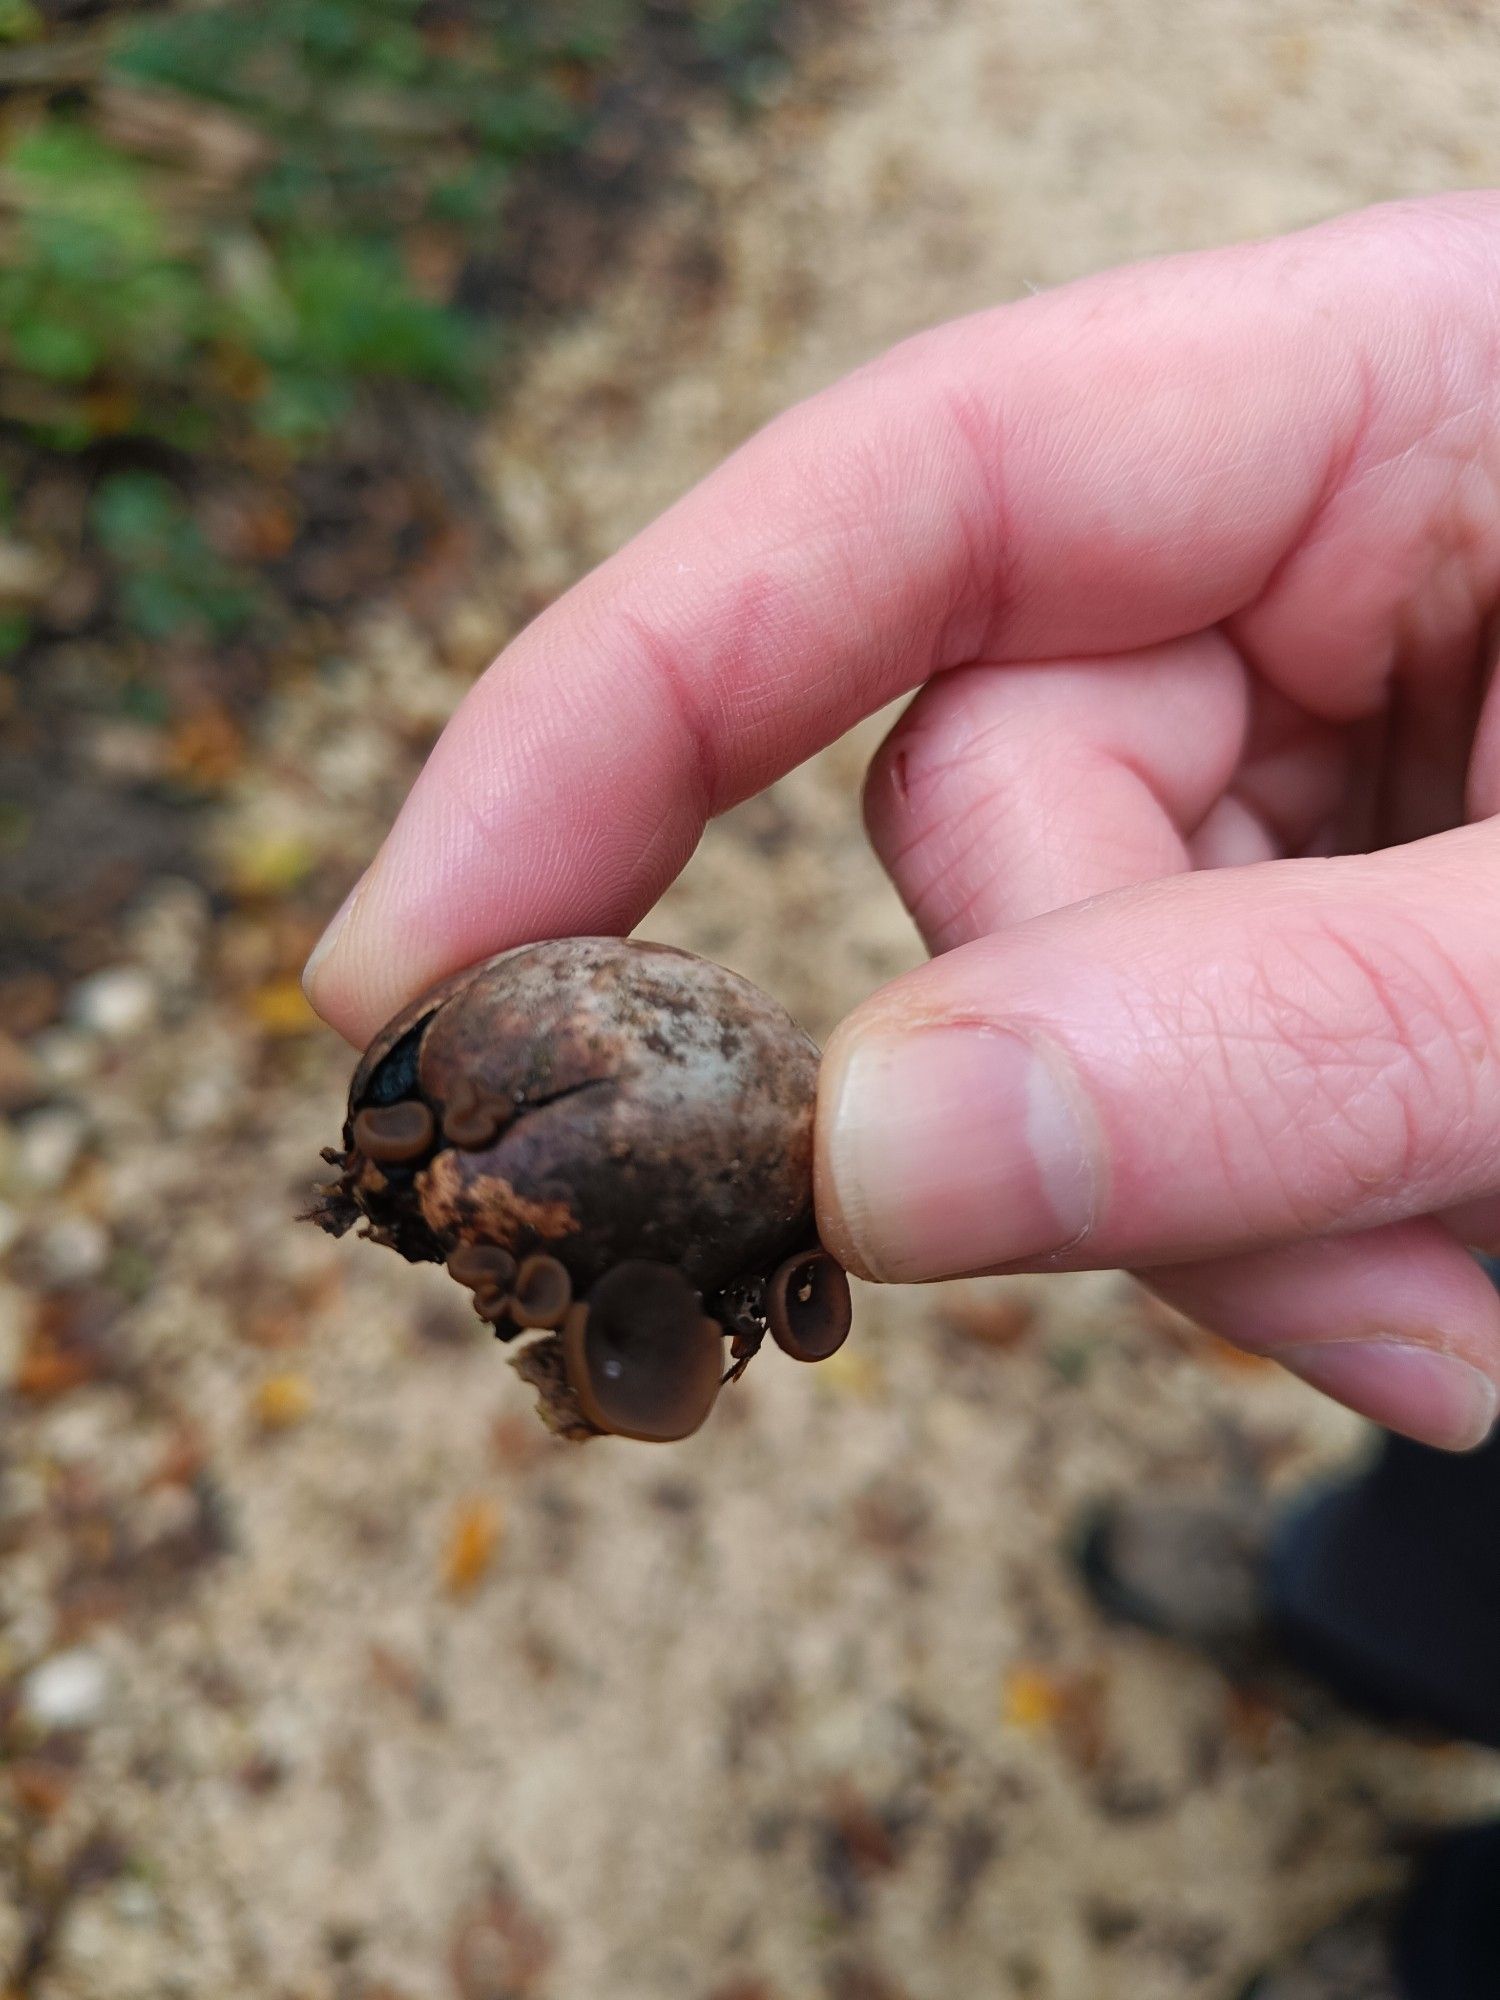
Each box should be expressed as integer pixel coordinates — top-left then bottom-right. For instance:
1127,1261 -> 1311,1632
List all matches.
824,1025 -> 1094,1282
1278,1340 -> 1499,1452
302,873 -> 367,1004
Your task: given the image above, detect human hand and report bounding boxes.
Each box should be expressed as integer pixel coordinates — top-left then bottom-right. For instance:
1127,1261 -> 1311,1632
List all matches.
305,194 -> 1500,1452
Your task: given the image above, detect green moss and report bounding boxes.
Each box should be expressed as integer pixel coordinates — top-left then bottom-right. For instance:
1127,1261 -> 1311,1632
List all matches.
91,472 -> 261,640
0,0 -> 795,651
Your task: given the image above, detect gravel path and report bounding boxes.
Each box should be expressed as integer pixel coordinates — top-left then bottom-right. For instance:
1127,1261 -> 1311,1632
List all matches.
6,5 -> 1500,1996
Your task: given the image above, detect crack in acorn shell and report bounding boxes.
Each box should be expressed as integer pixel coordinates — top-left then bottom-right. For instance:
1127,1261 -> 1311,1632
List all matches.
405,939 -> 820,1295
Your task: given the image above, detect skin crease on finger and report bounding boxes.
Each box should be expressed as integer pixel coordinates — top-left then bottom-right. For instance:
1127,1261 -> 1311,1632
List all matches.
305,195 -> 1500,1447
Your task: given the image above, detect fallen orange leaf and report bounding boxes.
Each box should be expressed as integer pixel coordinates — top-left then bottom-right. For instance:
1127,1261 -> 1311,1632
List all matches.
1001,1663 -> 1110,1769
443,1497 -> 503,1597
254,1373 -> 313,1430
10,1759 -> 72,1819
13,1340 -> 94,1400
12,1296 -> 108,1400
168,706 -> 243,789
247,979 -> 318,1036
1001,1664 -> 1069,1735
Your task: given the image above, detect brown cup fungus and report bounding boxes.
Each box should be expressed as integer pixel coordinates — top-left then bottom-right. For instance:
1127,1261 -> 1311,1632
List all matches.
563,1262 -> 725,1442
309,937 -> 853,1441
767,1249 -> 853,1362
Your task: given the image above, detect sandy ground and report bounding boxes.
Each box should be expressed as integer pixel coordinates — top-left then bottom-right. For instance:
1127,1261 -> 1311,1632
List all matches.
8,3 -> 1500,1996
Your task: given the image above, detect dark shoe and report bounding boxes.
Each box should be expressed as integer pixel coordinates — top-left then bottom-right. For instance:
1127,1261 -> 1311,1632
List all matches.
1236,1901 -> 1403,2000
1078,1465 -> 1500,1749
1076,1487 -> 1279,1675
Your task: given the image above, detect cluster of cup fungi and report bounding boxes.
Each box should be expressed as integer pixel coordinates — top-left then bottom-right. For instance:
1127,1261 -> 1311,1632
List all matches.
310,937 -> 853,1442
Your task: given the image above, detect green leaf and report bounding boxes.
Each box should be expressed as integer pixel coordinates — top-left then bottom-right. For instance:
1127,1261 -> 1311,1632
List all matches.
0,0 -> 43,45
252,368 -> 352,443
268,237 -> 476,391
91,471 -> 181,558
11,121 -> 164,263
0,614 -> 31,661
91,473 -> 261,639
10,316 -> 100,382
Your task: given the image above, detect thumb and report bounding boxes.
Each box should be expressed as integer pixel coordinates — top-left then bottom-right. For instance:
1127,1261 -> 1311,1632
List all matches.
815,821 -> 1500,1282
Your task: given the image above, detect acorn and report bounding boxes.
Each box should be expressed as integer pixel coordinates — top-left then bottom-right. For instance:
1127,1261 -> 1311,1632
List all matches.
310,938 -> 852,1440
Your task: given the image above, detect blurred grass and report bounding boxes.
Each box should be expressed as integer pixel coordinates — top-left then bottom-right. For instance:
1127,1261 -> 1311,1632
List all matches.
0,0 -> 793,659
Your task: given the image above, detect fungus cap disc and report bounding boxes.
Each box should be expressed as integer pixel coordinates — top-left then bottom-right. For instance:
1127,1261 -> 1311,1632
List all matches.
562,1261 -> 722,1442
766,1250 -> 852,1363
511,1254 -> 572,1330
353,1101 -> 436,1165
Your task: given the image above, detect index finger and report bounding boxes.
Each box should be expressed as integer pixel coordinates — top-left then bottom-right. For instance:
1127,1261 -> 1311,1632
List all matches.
304,195 -> 1485,1045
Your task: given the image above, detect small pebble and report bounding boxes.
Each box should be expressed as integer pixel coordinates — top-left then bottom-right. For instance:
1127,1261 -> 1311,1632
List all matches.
165,1069 -> 236,1135
69,967 -> 156,1039
20,1647 -> 110,1731
15,1107 -> 88,1192
0,534 -> 55,598
28,1028 -> 99,1088
35,1214 -> 109,1285
85,719 -> 169,784
113,1880 -> 159,1926
125,877 -> 209,991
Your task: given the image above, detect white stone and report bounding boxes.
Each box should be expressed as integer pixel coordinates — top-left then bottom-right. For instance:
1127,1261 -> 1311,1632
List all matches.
0,536 -> 55,599
165,1070 -> 235,1135
28,1029 -> 98,1087
124,877 -> 209,989
69,967 -> 156,1038
15,1108 -> 87,1192
35,1213 -> 109,1285
42,1397 -> 117,1464
85,721 -> 168,784
112,1880 -> 158,1926
20,1647 -> 110,1730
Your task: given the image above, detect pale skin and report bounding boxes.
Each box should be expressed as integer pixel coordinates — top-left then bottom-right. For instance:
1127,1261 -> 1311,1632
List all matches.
306,192 -> 1500,1454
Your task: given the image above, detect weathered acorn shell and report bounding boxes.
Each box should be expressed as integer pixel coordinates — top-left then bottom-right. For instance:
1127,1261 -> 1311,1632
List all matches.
310,938 -> 848,1440
346,937 -> 819,1289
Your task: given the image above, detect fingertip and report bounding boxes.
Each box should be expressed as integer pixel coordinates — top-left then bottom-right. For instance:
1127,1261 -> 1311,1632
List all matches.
301,873 -> 368,1036
303,855 -> 437,1050
814,1017 -> 882,1283
1277,1340 -> 1499,1454
301,810 -> 487,1047
1147,1222 -> 1500,1452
